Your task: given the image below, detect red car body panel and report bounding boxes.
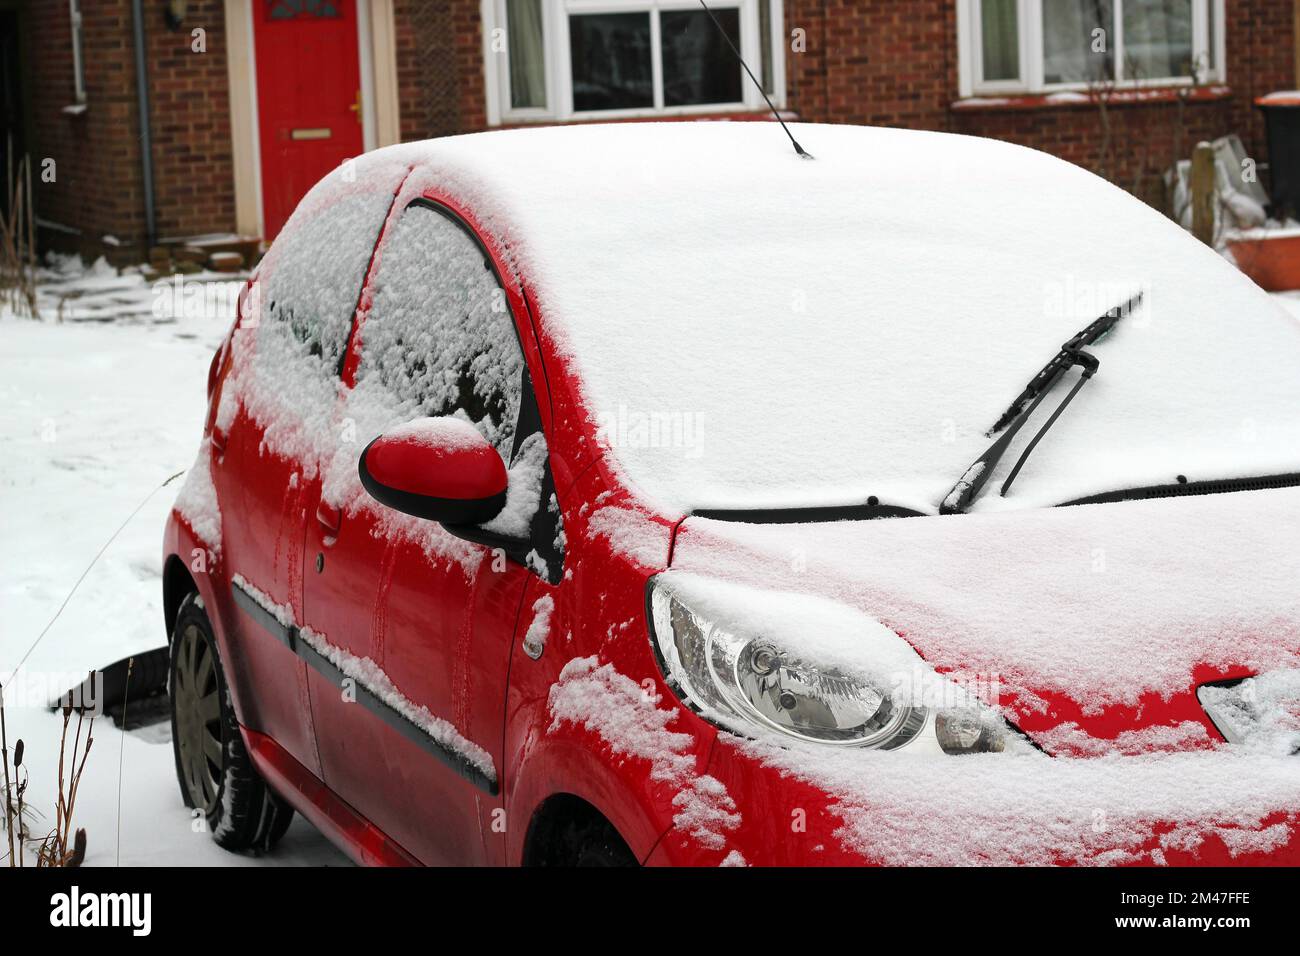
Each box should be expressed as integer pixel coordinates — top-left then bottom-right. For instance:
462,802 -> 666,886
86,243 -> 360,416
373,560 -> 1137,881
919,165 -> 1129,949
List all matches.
243,726 -> 419,867
163,172 -> 1300,867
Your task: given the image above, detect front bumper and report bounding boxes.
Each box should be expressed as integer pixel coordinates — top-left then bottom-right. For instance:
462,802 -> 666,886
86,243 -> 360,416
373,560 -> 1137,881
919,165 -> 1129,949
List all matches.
648,734 -> 1300,866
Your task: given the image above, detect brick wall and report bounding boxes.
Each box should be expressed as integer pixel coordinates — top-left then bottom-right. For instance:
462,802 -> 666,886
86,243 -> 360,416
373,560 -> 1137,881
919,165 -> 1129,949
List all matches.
782,0 -> 1295,201
26,0 -> 234,261
1224,0 -> 1297,157
145,0 -> 236,243
784,0 -> 956,130
27,0 -> 146,258
392,0 -> 486,140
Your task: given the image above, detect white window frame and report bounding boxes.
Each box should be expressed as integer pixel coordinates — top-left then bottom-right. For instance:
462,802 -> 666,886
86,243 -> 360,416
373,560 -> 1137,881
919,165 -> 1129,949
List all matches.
69,0 -> 87,105
483,0 -> 785,125
957,0 -> 1226,98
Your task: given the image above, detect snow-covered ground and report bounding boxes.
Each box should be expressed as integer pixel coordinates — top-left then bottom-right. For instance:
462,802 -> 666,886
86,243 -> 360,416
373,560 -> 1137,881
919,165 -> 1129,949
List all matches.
1,260 -> 346,866
1,254 -> 1297,866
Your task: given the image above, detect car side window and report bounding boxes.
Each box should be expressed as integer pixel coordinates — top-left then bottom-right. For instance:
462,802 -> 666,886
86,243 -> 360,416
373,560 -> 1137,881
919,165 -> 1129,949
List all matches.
353,200 -> 563,580
357,201 -> 523,457
259,187 -> 398,375
221,171 -> 402,463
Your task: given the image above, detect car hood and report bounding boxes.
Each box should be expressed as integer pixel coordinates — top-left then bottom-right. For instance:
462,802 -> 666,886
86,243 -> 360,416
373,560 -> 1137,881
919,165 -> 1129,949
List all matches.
669,485 -> 1300,753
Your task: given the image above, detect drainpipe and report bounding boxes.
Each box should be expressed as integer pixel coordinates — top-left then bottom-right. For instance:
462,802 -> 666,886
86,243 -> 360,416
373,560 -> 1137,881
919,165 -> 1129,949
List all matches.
130,0 -> 157,251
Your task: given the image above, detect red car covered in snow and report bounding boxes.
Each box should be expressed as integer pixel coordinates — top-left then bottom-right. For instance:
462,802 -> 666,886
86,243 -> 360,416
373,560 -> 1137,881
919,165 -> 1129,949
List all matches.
162,123 -> 1300,866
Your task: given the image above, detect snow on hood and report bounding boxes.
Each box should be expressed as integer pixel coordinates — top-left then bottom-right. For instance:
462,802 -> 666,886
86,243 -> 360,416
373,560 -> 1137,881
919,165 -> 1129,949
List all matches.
371,122 -> 1300,515
670,486 -> 1300,728
668,487 -> 1300,864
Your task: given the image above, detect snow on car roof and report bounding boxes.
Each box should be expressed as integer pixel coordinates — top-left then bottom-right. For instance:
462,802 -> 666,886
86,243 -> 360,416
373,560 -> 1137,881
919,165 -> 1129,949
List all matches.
370,122 -> 1300,515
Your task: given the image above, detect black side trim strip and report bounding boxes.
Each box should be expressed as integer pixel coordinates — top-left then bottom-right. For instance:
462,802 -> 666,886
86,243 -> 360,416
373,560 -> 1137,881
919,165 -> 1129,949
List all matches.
231,583 -> 295,652
1059,472 -> 1300,508
231,579 -> 498,796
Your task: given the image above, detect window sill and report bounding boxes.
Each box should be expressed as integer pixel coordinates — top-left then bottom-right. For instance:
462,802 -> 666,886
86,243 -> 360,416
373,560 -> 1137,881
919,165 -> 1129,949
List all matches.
951,84 -> 1233,114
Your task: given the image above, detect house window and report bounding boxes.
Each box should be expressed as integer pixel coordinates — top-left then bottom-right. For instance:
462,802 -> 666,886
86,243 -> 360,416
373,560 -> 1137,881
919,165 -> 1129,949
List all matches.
69,0 -> 86,105
487,0 -> 785,123
960,0 -> 1224,96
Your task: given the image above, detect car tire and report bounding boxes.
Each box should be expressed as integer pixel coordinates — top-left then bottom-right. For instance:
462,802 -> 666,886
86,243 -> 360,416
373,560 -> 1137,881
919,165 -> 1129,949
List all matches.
559,815 -> 638,867
169,592 -> 293,853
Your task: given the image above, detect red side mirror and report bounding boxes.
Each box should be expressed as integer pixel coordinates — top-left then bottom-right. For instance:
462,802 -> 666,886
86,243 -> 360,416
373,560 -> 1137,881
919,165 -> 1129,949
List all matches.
359,418 -> 508,525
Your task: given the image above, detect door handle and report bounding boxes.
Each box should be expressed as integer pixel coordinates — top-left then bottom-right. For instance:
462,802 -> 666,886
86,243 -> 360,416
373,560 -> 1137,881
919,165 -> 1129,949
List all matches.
316,501 -> 341,535
210,428 -> 227,455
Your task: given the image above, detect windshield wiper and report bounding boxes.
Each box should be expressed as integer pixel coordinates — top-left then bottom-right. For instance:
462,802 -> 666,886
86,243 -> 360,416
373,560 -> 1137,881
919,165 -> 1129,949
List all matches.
939,292 -> 1143,515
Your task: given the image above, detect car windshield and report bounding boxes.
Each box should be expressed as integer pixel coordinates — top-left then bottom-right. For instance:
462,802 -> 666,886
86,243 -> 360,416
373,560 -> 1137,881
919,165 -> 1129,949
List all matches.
411,123 -> 1300,515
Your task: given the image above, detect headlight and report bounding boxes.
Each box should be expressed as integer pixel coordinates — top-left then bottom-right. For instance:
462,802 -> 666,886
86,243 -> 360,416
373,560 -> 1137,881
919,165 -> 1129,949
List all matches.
648,575 -> 1022,755
649,578 -> 933,749
934,708 -> 1008,755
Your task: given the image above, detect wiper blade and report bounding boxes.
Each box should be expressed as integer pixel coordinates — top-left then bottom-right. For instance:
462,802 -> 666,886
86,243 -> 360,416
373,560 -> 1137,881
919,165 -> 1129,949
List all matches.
987,292 -> 1143,435
940,293 -> 1143,515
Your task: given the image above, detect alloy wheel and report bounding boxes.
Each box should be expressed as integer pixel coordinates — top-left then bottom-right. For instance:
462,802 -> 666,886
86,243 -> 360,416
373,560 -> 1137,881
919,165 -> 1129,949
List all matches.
172,622 -> 224,813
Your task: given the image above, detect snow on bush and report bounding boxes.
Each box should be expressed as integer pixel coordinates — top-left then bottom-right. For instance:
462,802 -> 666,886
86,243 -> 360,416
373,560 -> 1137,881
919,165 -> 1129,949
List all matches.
548,656 -> 740,852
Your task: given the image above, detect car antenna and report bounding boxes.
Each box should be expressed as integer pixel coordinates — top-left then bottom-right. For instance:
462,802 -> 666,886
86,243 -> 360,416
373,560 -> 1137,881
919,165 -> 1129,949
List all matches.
697,0 -> 813,159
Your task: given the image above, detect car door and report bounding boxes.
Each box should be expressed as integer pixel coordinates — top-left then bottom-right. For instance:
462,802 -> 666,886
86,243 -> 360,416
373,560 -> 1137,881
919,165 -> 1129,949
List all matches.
213,166 -> 403,776
300,197 -> 563,865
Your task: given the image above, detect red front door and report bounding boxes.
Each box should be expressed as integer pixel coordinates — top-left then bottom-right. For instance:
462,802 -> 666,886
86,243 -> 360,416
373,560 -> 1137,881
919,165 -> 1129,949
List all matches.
253,0 -> 364,240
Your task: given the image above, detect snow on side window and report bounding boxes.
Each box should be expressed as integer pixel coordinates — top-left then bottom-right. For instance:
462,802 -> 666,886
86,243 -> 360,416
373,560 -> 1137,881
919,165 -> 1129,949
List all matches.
260,187 -> 397,374
226,160 -> 406,475
318,197 -> 555,577
354,203 -> 524,458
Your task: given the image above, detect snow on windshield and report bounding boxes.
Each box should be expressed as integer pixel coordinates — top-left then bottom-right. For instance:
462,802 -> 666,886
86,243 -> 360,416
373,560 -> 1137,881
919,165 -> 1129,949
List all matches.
383,122 -> 1300,515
